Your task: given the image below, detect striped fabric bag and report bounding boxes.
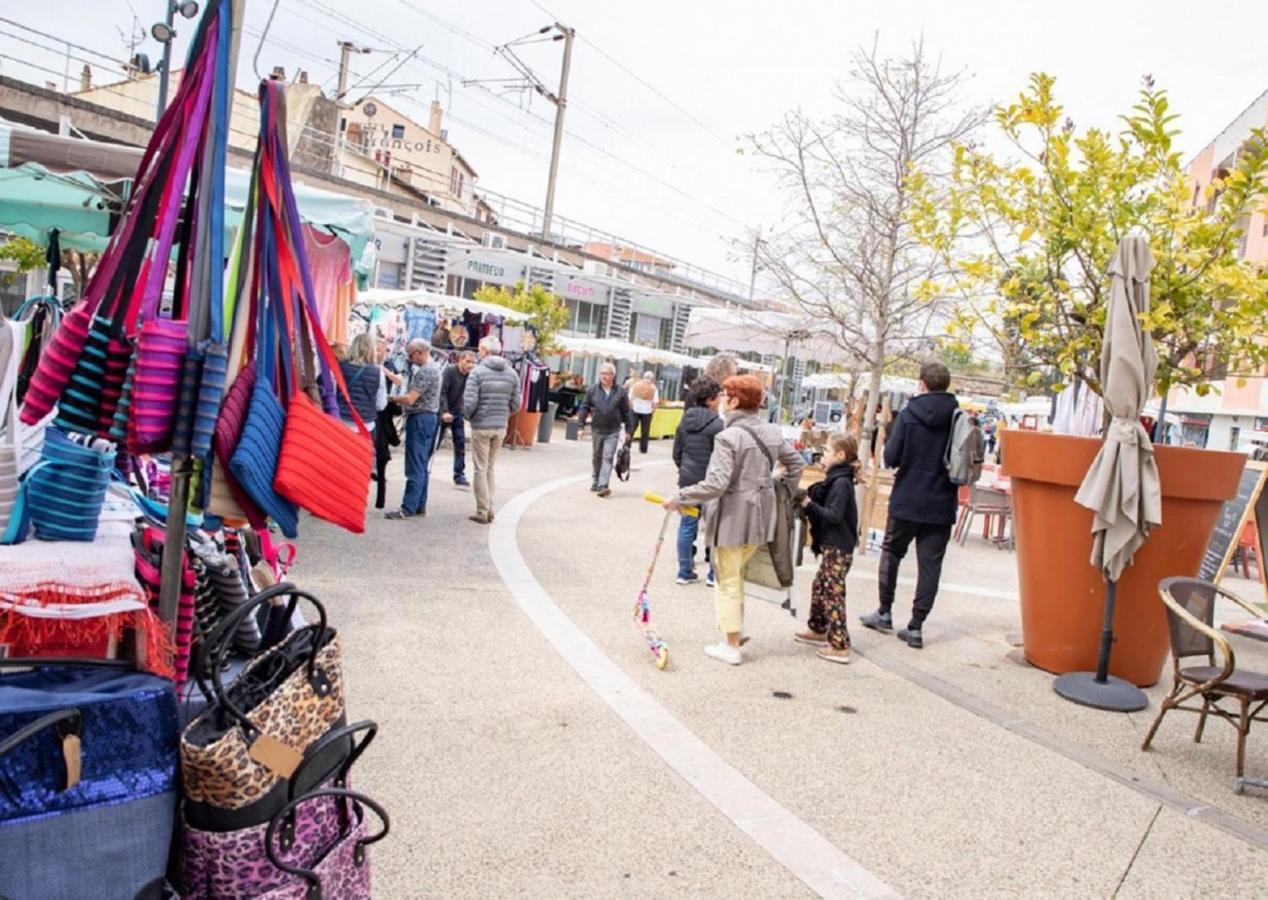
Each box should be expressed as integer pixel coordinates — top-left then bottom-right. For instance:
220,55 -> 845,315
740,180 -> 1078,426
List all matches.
132,526 -> 197,689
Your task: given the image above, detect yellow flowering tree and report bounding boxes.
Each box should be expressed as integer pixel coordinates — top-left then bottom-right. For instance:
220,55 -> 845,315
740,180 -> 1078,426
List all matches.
909,73 -> 1268,397
473,281 -> 569,354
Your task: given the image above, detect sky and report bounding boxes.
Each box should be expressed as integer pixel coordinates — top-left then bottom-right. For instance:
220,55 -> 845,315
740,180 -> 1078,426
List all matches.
3,0 -> 1267,288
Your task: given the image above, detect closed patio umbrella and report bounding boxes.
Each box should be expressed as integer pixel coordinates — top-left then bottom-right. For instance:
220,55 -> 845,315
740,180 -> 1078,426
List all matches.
1054,234 -> 1161,711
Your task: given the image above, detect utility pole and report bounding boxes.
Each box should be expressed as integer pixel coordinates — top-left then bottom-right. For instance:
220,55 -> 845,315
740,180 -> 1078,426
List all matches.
542,24 -> 574,241
333,41 -> 372,176
335,40 -> 360,104
490,23 -> 574,239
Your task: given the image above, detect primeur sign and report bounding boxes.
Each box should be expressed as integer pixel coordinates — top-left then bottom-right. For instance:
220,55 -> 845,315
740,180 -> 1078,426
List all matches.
446,250 -> 525,288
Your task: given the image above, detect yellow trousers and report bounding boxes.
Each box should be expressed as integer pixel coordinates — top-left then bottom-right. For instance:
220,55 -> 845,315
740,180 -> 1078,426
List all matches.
713,544 -> 758,634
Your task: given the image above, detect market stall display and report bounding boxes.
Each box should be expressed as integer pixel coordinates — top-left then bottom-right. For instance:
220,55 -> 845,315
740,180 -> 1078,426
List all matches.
0,2 -> 388,894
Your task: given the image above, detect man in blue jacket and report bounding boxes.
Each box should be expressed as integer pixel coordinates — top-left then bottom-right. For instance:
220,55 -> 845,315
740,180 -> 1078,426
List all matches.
860,361 -> 959,648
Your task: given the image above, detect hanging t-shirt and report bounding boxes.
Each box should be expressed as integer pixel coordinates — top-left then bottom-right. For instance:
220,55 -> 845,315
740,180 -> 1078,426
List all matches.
405,308 -> 437,343
502,325 -> 525,355
302,225 -> 355,345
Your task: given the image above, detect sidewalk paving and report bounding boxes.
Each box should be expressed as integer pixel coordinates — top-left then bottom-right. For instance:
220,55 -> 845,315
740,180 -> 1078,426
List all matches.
296,429 -> 1268,897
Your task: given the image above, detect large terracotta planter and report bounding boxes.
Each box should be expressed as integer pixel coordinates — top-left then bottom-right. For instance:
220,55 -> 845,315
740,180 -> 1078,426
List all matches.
1001,430 -> 1245,687
506,411 -> 542,447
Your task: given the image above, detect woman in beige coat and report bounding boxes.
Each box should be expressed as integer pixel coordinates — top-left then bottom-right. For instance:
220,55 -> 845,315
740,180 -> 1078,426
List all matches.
663,374 -> 803,665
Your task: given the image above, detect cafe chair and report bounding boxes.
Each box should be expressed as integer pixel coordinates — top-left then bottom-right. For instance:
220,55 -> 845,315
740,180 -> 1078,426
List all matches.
1141,577 -> 1268,778
955,484 -> 1011,546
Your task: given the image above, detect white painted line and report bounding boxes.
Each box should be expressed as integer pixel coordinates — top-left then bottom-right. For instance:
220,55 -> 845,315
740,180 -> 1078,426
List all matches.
490,473 -> 901,900
822,559 -> 1019,601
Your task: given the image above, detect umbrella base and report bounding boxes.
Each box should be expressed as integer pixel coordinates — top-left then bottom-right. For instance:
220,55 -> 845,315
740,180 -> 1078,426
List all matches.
1053,672 -> 1148,712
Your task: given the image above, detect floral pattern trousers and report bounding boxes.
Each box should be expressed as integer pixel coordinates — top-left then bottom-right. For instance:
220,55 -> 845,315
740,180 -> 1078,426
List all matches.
808,547 -> 852,651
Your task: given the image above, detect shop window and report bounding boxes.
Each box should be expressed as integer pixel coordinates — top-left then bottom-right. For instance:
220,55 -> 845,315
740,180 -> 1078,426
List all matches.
375,261 -> 403,290
630,313 -> 662,346
391,124 -> 406,140
565,299 -> 606,337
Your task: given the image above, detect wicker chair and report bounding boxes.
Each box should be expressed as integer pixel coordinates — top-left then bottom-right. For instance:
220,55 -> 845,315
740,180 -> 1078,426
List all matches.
1141,577 -> 1268,778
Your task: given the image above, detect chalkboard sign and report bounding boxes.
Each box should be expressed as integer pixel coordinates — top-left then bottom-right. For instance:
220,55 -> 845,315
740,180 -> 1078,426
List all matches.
1198,461 -> 1267,583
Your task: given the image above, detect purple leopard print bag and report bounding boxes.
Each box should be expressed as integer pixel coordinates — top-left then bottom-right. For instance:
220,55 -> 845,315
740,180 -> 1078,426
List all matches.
258,788 -> 388,900
179,721 -> 376,899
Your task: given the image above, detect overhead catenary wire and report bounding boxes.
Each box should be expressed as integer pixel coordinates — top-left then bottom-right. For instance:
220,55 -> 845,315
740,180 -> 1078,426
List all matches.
525,0 -> 733,147
0,17 -> 132,67
3,8 -> 749,249
274,2 -> 748,228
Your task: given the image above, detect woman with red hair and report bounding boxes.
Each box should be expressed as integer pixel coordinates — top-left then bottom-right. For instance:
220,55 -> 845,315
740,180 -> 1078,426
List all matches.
663,374 -> 803,665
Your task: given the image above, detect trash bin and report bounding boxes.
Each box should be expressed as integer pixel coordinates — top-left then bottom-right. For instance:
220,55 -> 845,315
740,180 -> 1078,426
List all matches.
565,420 -> 580,441
537,401 -> 559,444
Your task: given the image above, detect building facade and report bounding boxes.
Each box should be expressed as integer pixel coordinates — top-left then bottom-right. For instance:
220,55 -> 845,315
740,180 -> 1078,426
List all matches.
73,70 -> 479,217
1174,88 -> 1268,451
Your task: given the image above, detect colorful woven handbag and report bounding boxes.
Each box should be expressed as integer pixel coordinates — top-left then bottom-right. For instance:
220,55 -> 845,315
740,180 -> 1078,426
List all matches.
0,320 -> 21,538
227,243 -> 298,538
208,363 -> 261,526
20,16 -> 215,433
271,275 -> 371,535
24,428 -> 116,543
255,83 -> 371,534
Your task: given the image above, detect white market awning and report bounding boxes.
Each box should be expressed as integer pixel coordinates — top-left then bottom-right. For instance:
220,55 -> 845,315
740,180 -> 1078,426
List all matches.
356,288 -> 525,322
557,335 -> 698,368
683,307 -> 854,366
801,372 -> 855,390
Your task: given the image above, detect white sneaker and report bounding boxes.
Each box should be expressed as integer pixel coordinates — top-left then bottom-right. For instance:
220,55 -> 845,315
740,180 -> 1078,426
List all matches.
704,641 -> 742,666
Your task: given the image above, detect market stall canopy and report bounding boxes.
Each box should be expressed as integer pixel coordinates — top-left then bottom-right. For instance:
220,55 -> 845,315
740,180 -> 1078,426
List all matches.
801,372 -> 855,390
557,335 -> 699,368
357,288 -> 525,321
0,160 -> 374,257
0,121 -> 143,181
683,306 -> 854,365
0,163 -> 116,250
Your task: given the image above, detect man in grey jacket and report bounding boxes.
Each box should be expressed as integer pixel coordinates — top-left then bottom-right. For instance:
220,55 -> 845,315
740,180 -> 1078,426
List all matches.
577,362 -> 633,498
462,335 -> 521,524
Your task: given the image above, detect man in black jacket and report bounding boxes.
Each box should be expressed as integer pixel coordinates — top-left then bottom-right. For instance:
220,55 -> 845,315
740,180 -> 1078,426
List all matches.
577,362 -> 633,498
438,351 -> 475,487
672,376 -> 724,585
861,361 -> 959,649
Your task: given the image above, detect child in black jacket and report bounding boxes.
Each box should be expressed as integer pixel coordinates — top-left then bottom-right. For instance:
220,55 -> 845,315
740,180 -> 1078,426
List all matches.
796,432 -> 860,664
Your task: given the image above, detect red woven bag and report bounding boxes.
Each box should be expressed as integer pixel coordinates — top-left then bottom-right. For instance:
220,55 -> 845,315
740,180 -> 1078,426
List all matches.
274,387 -> 372,533
268,226 -> 371,534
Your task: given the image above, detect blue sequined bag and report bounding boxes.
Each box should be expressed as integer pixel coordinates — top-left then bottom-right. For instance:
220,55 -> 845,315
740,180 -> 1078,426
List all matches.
0,667 -> 178,900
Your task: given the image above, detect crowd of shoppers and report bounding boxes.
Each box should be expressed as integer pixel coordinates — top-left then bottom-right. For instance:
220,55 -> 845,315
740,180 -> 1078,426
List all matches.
369,337 -> 960,670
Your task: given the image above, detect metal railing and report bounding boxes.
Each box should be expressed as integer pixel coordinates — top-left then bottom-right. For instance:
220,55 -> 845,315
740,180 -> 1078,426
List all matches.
473,187 -> 754,304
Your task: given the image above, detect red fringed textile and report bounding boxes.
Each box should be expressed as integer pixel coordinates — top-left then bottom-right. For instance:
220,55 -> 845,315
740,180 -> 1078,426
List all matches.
0,582 -> 174,678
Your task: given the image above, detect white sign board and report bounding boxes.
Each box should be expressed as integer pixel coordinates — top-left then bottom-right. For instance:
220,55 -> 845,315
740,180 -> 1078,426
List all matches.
447,250 -> 524,288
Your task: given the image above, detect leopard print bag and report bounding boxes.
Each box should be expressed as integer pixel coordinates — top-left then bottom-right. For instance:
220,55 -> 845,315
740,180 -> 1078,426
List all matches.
180,583 -> 345,830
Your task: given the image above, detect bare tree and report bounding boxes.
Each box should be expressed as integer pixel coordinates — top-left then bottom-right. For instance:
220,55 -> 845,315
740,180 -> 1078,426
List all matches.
749,37 -> 985,471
